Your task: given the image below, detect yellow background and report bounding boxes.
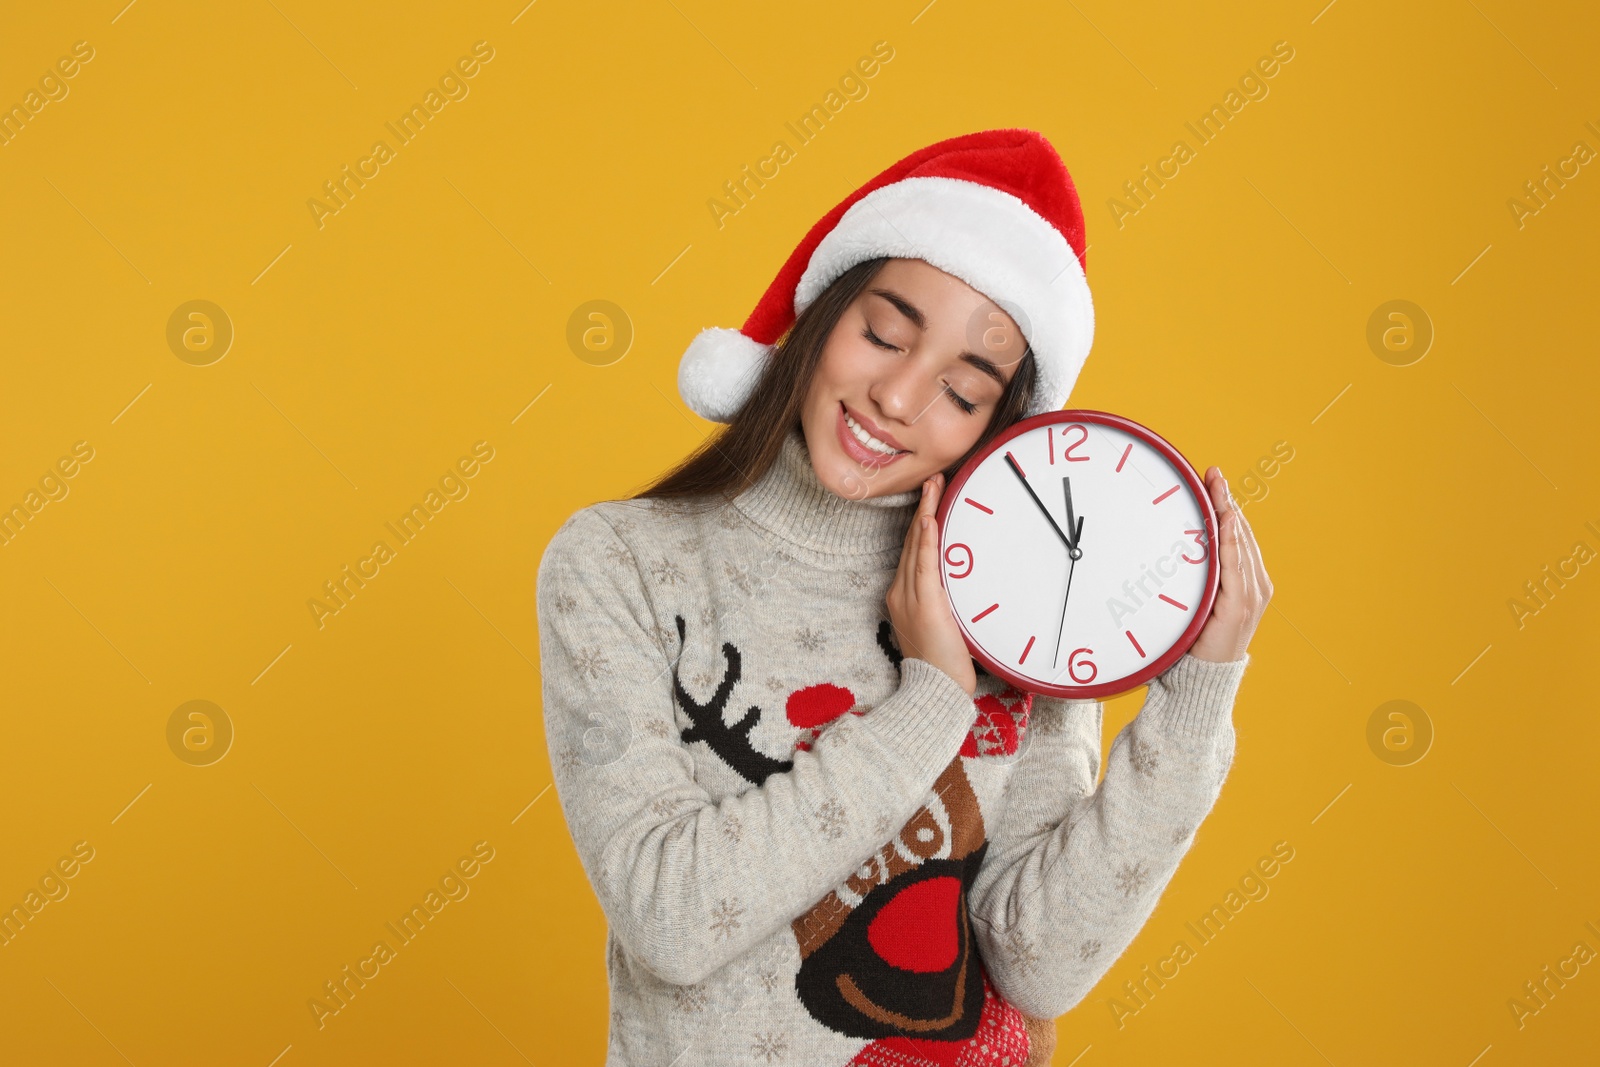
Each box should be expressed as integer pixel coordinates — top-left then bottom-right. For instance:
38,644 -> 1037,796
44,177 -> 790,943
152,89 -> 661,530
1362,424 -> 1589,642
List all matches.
2,0 -> 1596,1063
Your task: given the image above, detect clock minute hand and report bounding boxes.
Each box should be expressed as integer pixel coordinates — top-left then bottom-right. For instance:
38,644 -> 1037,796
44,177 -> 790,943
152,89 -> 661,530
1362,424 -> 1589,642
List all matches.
1052,516 -> 1085,668
1002,452 -> 1077,556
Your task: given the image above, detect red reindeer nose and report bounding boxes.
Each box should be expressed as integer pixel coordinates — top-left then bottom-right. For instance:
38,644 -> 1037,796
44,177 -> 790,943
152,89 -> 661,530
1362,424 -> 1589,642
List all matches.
866,876 -> 962,973
961,691 -> 1028,758
787,683 -> 857,728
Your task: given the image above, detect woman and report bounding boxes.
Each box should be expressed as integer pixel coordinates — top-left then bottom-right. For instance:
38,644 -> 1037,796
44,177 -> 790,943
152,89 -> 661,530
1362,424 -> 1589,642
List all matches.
538,129 -> 1270,1066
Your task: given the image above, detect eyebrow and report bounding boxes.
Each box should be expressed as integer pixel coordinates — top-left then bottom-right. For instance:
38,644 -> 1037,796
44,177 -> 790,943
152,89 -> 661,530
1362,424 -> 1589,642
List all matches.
867,287 -> 1011,387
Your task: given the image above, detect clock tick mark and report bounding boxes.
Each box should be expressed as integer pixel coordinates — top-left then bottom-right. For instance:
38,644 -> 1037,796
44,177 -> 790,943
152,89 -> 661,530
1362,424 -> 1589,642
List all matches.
1019,634 -> 1036,664
964,497 -> 993,514
1116,442 -> 1131,472
1005,450 -> 1026,478
1125,630 -> 1146,657
1158,593 -> 1189,611
1151,485 -> 1180,505
971,602 -> 999,623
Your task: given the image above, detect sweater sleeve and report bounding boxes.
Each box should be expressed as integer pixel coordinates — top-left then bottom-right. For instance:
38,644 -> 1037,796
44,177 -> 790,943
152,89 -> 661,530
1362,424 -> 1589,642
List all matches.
536,507 -> 980,987
966,652 -> 1249,1018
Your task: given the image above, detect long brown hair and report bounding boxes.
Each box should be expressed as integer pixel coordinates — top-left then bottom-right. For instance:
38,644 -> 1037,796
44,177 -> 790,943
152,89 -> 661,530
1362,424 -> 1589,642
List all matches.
626,256 -> 1038,511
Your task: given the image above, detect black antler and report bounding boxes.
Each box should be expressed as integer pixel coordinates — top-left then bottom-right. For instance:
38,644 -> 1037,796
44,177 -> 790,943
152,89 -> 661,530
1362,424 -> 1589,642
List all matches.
672,614 -> 793,787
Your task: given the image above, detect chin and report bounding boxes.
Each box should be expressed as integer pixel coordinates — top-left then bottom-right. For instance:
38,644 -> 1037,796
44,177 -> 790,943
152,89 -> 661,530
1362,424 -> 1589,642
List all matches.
817,452 -> 875,502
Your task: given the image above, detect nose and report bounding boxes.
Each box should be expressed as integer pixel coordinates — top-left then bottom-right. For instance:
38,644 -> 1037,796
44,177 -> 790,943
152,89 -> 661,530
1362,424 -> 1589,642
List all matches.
868,354 -> 935,428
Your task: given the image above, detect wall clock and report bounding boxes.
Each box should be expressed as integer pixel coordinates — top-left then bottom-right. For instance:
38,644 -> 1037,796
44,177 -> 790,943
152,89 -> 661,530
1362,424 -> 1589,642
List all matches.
934,409 -> 1220,699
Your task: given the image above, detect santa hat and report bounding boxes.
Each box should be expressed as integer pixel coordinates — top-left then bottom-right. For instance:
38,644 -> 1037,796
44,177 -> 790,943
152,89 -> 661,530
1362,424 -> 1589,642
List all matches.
677,127 -> 1094,423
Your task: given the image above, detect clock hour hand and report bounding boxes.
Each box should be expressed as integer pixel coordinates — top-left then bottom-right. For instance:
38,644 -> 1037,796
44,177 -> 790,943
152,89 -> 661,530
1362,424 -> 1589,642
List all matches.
1062,477 -> 1078,552
1003,452 -> 1078,558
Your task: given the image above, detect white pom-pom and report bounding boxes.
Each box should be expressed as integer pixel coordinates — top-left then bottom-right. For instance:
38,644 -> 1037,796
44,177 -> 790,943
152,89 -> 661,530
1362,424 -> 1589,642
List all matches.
676,327 -> 772,423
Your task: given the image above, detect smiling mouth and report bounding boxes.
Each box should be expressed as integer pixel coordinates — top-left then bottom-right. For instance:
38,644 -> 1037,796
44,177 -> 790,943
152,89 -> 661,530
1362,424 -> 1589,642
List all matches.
838,402 -> 908,462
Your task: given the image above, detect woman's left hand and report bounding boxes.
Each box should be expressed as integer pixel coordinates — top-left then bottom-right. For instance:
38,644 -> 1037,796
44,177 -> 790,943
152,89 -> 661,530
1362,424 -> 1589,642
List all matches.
1187,466 -> 1272,663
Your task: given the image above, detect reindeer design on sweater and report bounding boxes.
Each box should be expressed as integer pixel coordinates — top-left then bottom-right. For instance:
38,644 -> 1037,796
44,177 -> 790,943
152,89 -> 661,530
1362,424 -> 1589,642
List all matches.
669,613 -> 1038,1056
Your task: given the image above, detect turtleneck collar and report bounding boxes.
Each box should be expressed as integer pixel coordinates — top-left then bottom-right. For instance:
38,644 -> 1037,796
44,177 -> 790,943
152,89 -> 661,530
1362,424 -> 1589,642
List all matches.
731,423 -> 921,570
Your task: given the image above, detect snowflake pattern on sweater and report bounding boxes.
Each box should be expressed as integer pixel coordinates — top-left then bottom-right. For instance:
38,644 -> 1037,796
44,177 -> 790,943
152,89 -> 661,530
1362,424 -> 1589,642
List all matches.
665,598 -> 1043,1060
536,425 -> 1250,1067
659,576 -> 1039,1049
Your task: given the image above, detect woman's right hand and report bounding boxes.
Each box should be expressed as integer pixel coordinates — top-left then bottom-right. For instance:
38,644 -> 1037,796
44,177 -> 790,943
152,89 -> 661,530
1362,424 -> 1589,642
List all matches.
887,472 -> 978,697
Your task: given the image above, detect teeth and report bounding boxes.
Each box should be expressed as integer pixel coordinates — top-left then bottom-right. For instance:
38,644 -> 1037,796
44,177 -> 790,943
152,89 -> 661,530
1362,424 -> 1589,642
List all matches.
845,412 -> 901,455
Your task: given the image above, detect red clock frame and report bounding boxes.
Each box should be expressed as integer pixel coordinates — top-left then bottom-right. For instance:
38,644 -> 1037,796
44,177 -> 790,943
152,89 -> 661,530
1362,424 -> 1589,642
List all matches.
933,408 -> 1221,700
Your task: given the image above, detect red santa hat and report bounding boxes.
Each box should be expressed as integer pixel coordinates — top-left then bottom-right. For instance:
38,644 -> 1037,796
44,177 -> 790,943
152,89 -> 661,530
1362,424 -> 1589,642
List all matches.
677,127 -> 1094,423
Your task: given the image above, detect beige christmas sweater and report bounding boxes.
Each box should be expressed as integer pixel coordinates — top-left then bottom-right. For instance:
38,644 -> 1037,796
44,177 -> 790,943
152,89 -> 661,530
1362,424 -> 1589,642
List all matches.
536,423 -> 1250,1066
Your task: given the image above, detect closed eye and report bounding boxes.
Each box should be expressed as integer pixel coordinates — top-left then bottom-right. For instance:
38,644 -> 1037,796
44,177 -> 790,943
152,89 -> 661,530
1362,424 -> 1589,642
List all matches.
861,325 -> 898,352
861,326 -> 979,415
944,386 -> 978,415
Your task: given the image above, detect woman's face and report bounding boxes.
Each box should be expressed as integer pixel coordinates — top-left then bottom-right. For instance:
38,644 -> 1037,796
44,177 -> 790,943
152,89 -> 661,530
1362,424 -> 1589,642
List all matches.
800,257 -> 1027,500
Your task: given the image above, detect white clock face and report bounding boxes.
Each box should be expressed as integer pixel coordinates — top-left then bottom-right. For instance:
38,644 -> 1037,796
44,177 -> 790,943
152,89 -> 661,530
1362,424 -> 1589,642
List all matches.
938,414 -> 1215,696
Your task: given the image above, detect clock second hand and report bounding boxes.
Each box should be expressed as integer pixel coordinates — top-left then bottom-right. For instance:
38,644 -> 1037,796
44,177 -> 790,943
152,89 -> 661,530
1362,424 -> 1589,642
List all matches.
1053,515 -> 1085,668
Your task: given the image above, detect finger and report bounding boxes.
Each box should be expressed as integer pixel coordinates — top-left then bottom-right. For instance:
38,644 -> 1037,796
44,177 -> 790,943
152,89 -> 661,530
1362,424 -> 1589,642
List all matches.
919,506 -> 942,604
923,472 -> 941,516
1205,466 -> 1229,518
1201,468 -> 1228,568
901,479 -> 926,555
1230,495 -> 1270,598
1206,469 -> 1237,569
897,480 -> 929,574
1215,484 -> 1247,606
917,475 -> 943,566
913,506 -> 938,605
898,516 -> 932,661
1211,469 -> 1260,594
1229,509 -> 1258,609
1226,491 -> 1266,610
902,479 -> 929,597
889,489 -> 928,630
1227,479 -> 1260,590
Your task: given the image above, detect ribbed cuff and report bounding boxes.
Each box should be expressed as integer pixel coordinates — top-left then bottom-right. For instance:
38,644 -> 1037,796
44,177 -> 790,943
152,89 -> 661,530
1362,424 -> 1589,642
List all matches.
1142,652 -> 1250,739
860,657 -> 979,779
